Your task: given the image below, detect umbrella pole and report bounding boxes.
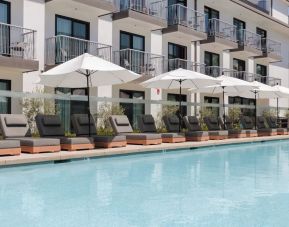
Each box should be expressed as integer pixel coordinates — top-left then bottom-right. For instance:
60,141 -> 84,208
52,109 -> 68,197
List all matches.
255,91 -> 257,130
277,97 -> 279,125
86,72 -> 91,137
222,86 -> 226,130
179,79 -> 182,133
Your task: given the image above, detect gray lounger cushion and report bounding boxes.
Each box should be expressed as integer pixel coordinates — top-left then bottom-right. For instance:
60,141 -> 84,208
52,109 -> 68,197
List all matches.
124,133 -> 161,140
266,116 -> 287,133
161,133 -> 184,139
36,115 -> 65,137
163,115 -> 181,133
208,131 -> 228,136
109,115 -> 133,134
93,135 -> 126,143
59,137 -> 94,145
10,137 -> 60,147
0,114 -> 30,138
71,114 -> 97,136
204,117 -> 221,131
257,117 -> 277,133
0,140 -> 20,149
138,115 -> 157,133
183,116 -> 202,132
240,116 -> 255,130
185,131 -> 208,137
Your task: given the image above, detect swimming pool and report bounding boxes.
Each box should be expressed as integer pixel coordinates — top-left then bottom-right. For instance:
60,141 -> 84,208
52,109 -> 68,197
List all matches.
1,140 -> 289,226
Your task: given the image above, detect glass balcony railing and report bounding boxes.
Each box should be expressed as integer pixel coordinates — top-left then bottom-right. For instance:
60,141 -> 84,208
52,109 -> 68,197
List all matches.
115,0 -> 167,19
45,35 -> 112,65
207,18 -> 237,43
165,58 -> 205,73
231,71 -> 281,86
0,22 -> 36,60
242,0 -> 271,14
262,38 -> 281,57
167,4 -> 205,32
113,48 -> 165,76
205,66 -> 236,78
237,29 -> 262,50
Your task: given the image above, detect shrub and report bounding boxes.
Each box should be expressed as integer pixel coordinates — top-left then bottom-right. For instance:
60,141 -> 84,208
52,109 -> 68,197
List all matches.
262,109 -> 276,118
155,105 -> 179,132
228,107 -> 241,129
199,108 -> 214,131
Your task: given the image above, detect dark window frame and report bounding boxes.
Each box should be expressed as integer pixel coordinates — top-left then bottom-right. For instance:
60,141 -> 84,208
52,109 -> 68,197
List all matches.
204,51 -> 220,66
0,79 -> 11,114
168,42 -> 187,60
119,30 -> 145,51
0,0 -> 11,24
55,14 -> 90,40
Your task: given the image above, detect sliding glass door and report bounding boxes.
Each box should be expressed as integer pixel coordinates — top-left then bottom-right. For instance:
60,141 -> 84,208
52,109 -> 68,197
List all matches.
0,79 -> 11,114
0,0 -> 10,56
168,42 -> 187,71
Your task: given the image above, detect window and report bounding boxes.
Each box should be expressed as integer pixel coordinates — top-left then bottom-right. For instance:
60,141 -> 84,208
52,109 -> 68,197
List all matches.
204,51 -> 220,77
56,15 -> 89,39
119,89 -> 145,129
167,93 -> 187,117
256,27 -> 267,51
0,0 -> 10,56
229,96 -> 255,117
204,6 -> 219,33
0,79 -> 11,114
168,42 -> 187,70
233,18 -> 246,43
256,64 -> 267,84
204,96 -> 219,117
120,31 -> 145,74
233,58 -> 246,80
0,0 -> 10,23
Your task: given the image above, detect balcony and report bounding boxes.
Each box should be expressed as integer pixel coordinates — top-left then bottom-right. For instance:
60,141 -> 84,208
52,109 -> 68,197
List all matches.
72,0 -> 116,12
165,58 -> 205,73
200,18 -> 238,51
0,22 -> 38,72
240,0 -> 271,14
45,35 -> 112,66
205,66 -> 236,78
230,29 -> 263,58
162,4 -> 207,41
113,48 -> 165,80
112,0 -> 167,30
254,38 -> 282,63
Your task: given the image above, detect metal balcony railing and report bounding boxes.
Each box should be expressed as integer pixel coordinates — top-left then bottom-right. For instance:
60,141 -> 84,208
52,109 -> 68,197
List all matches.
207,18 -> 237,42
165,58 -> 205,73
115,0 -> 167,19
113,48 -> 165,76
205,66 -> 236,78
0,22 -> 36,60
262,38 -> 281,57
46,35 -> 112,65
237,29 -> 262,50
242,0 -> 271,14
255,75 -> 281,86
231,71 -> 281,86
167,4 -> 205,32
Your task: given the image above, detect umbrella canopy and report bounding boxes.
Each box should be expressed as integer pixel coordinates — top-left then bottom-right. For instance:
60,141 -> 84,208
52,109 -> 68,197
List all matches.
273,85 -> 289,98
190,75 -> 258,129
39,53 -> 140,136
141,68 -> 220,89
40,53 -> 140,88
141,68 -> 220,132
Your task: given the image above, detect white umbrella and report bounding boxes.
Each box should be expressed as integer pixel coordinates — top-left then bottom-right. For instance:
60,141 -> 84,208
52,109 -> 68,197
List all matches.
190,75 -> 258,128
39,53 -> 140,135
141,68 -> 220,131
273,85 -> 289,119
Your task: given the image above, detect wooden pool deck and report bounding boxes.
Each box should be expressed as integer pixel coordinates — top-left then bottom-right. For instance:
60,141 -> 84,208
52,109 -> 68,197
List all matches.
1,135 -> 289,167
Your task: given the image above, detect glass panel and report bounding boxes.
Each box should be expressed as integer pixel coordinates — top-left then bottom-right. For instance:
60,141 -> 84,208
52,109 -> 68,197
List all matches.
204,96 -> 219,117
234,18 -> 246,43
132,36 -> 144,51
56,17 -> 72,36
0,80 -> 11,114
120,33 -> 130,49
167,93 -> 187,117
73,22 -> 87,39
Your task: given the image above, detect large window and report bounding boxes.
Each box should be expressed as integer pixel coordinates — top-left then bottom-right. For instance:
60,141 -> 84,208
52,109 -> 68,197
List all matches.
0,0 -> 10,23
204,6 -> 219,33
120,31 -> 145,74
167,93 -> 187,117
168,42 -> 187,70
0,79 -> 11,114
229,96 -> 255,117
0,0 -> 10,56
204,51 -> 220,77
233,58 -> 246,80
256,27 -> 267,51
55,88 -> 87,132
119,89 -> 145,129
256,64 -> 267,84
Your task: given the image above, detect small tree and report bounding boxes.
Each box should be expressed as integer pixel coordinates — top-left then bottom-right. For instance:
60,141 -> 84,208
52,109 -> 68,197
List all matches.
228,107 -> 241,129
95,103 -> 125,135
262,109 -> 276,118
155,105 -> 179,132
199,108 -> 214,131
20,88 -> 58,135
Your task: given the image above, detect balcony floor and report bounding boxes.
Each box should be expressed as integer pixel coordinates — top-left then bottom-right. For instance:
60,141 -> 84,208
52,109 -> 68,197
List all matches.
254,52 -> 283,64
230,44 -> 263,58
0,56 -> 39,73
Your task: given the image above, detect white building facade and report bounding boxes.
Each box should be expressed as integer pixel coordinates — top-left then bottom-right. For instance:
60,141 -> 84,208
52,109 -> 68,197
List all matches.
0,0 -> 289,128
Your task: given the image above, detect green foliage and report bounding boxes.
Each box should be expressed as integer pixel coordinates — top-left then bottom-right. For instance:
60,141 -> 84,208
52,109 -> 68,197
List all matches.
199,108 -> 214,131
262,109 -> 276,118
228,107 -> 242,129
95,103 -> 125,135
20,88 -> 58,133
155,105 -> 178,132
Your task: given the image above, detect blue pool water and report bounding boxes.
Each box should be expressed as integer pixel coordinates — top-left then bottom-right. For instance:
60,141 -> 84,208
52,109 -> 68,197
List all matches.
1,141 -> 289,226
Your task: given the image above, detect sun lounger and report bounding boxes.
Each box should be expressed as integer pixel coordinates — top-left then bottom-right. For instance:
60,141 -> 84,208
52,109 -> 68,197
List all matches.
0,140 -> 21,156
109,115 -> 162,145
256,116 -> 277,136
162,115 -> 186,143
266,116 -> 287,135
183,116 -> 209,141
220,116 -> 247,138
36,114 -> 95,151
138,114 -> 186,143
203,116 -> 228,140
239,116 -> 258,137
0,114 -> 60,154
71,114 -> 126,148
